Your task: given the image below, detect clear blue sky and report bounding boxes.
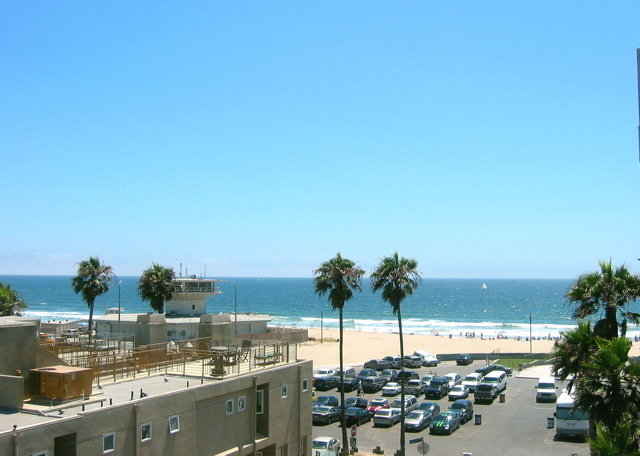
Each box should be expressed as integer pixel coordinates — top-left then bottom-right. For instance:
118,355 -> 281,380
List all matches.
2,2 -> 639,278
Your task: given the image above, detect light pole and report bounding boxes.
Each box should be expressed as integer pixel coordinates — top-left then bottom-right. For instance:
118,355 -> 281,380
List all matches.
220,280 -> 238,335
117,280 -> 122,338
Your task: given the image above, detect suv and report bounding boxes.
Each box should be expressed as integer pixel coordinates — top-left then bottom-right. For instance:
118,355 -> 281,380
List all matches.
449,399 -> 474,424
391,395 -> 419,413
361,376 -> 385,393
456,354 -> 473,365
379,369 -> 399,384
474,382 -> 498,403
403,355 -> 422,368
357,368 -> 378,380
364,359 -> 391,371
382,356 -> 402,369
425,377 -> 450,399
314,376 -> 338,391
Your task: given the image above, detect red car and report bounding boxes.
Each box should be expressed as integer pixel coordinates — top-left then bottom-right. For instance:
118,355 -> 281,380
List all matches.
366,398 -> 390,414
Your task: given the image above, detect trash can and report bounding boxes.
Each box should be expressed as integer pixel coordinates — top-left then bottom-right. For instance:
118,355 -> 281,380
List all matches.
499,393 -> 505,403
474,414 -> 482,425
547,417 -> 554,428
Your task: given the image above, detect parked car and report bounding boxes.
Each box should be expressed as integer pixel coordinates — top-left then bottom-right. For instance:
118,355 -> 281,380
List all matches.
449,399 -> 474,424
356,368 -> 378,380
364,359 -> 390,371
402,355 -> 422,368
405,379 -> 427,397
382,355 -> 402,369
312,406 -> 342,425
417,401 -> 440,418
535,377 -> 558,403
367,398 -> 391,414
361,376 -> 385,393
343,396 -> 368,409
333,367 -> 357,379
413,350 -> 441,367
379,369 -> 399,384
404,410 -> 432,432
421,374 -> 435,385
344,407 -> 372,426
474,382 -> 498,404
475,364 -> 513,376
391,395 -> 419,414
373,408 -> 402,427
313,395 -> 339,408
429,411 -> 461,435
461,372 -> 484,393
382,382 -> 402,397
456,354 -> 473,365
448,385 -> 470,400
314,376 -> 338,391
397,370 -> 419,384
311,437 -> 340,456
425,377 -> 450,399
443,373 -> 462,389
336,377 -> 359,392
314,368 -> 336,380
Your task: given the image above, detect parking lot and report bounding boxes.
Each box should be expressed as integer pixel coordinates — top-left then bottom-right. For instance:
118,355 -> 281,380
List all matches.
313,358 -> 588,456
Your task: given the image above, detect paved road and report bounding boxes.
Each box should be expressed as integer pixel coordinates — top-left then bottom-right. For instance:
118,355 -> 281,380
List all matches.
313,360 -> 588,456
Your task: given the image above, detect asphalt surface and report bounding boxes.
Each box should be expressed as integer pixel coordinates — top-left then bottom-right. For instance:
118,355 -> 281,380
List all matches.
312,360 -> 588,456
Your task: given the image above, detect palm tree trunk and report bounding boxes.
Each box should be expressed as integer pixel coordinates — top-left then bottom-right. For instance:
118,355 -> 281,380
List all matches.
339,306 -> 348,456
398,306 -> 406,456
88,298 -> 95,343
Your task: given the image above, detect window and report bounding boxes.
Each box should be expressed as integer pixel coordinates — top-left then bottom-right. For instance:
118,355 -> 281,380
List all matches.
302,379 -> 308,392
238,395 -> 246,412
31,452 -> 48,456
281,385 -> 288,398
226,399 -> 234,415
256,390 -> 264,414
141,422 -> 152,442
103,433 -> 115,453
168,415 -> 180,434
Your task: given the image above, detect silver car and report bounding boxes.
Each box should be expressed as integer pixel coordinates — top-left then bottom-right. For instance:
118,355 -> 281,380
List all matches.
404,410 -> 432,432
373,408 -> 402,427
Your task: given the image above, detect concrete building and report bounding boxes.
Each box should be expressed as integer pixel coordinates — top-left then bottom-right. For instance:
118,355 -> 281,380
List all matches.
0,315 -> 314,456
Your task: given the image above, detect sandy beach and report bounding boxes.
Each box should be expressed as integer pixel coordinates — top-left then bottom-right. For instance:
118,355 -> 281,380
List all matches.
296,328 -> 640,367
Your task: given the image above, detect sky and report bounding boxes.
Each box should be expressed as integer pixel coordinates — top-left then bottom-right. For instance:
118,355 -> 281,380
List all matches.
1,2 -> 639,279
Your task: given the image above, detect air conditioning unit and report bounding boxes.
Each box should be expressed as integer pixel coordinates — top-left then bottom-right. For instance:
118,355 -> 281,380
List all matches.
29,365 -> 93,401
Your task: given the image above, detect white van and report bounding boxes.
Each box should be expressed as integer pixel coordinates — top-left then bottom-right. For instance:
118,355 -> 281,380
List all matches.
535,377 -> 558,403
482,371 -> 507,393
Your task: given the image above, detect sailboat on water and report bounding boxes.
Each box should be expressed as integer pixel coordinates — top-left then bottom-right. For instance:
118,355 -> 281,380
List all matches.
481,282 -> 487,289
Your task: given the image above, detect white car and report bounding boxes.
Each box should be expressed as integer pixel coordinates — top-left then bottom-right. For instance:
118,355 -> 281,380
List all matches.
313,369 -> 336,380
448,385 -> 470,400
311,436 -> 340,456
382,382 -> 402,396
461,372 -> 484,393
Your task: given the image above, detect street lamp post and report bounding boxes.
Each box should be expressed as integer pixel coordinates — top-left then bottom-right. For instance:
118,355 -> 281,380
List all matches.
118,280 -> 122,337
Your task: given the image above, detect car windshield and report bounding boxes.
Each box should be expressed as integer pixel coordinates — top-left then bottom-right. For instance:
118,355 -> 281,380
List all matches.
451,386 -> 463,391
539,383 -> 555,389
371,399 -> 386,405
345,408 -> 360,416
376,410 -> 390,416
476,384 -> 493,391
450,403 -> 466,410
314,407 -> 331,413
430,379 -> 445,386
312,441 -> 329,450
556,407 -> 589,420
407,411 -> 423,419
464,376 -> 478,381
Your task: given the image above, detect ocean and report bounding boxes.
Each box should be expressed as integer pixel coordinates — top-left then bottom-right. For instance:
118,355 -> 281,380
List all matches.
1,275 -> 631,339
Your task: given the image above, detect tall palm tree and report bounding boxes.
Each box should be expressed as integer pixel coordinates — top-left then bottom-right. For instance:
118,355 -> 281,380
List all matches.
567,260 -> 640,339
370,252 -> 421,456
313,253 -> 364,456
138,263 -> 176,314
71,257 -> 112,339
0,282 -> 27,316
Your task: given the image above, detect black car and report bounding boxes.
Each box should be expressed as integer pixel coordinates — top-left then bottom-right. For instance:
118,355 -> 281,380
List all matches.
429,411 -> 461,435
314,376 -> 338,391
425,377 -> 450,399
336,377 -> 359,392
456,354 -> 473,366
357,368 -> 378,380
313,395 -> 339,407
344,407 -> 372,426
449,399 -> 474,424
396,370 -> 419,384
343,396 -> 368,409
364,359 -> 391,371
475,364 -> 513,376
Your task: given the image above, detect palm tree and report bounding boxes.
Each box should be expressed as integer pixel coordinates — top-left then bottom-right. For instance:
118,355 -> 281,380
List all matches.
313,253 -> 364,456
370,252 -> 421,456
0,283 -> 27,316
551,320 -> 597,392
589,422 -> 640,456
71,257 -> 112,339
567,260 -> 640,339
138,263 -> 176,314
